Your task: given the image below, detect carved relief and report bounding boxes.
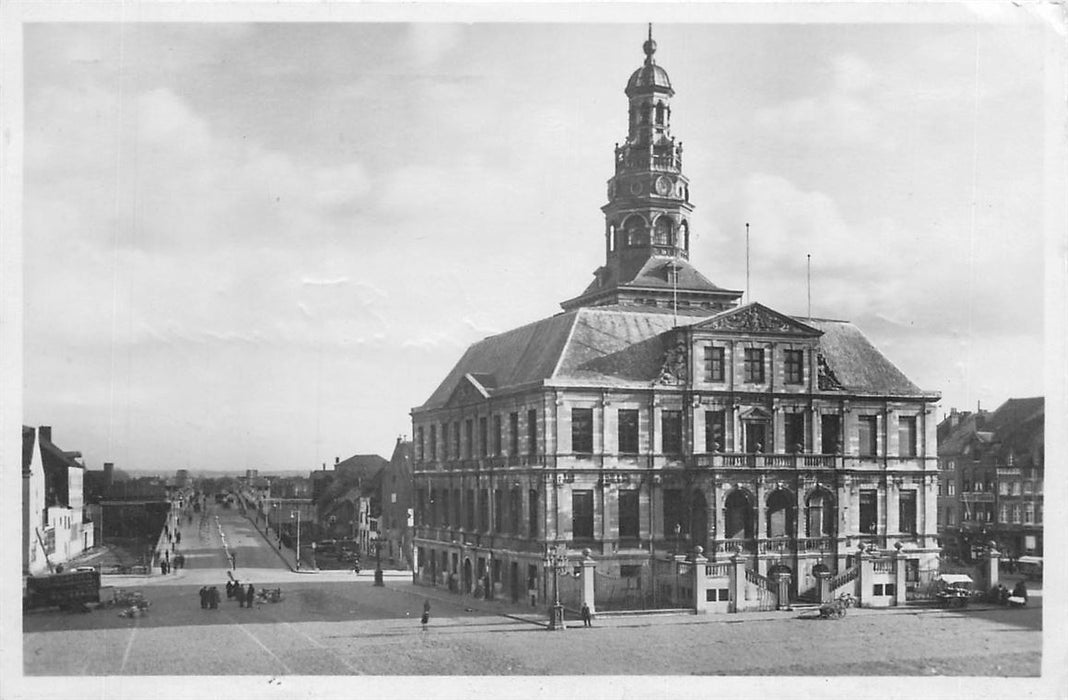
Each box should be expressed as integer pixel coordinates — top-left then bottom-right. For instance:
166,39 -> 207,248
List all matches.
657,335 -> 688,385
817,352 -> 843,390
702,305 -> 801,334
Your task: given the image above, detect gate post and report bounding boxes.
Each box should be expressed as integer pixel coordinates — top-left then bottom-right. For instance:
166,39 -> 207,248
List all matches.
690,546 -> 709,614
892,542 -> 907,606
985,544 -> 1000,590
729,552 -> 745,613
580,548 -> 597,615
856,544 -> 872,607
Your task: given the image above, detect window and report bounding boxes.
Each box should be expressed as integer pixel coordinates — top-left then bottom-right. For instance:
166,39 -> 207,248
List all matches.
784,349 -> 804,384
1036,504 -> 1043,524
898,490 -> 916,534
527,409 -> 538,455
529,490 -> 539,537
743,348 -> 765,383
441,490 -> 450,526
452,489 -> 461,526
430,425 -> 437,459
493,489 -> 503,531
510,488 -> 521,533
821,415 -> 841,454
479,417 -> 488,457
858,416 -> 878,457
452,422 -> 461,460
704,346 -> 725,382
465,489 -> 475,530
859,489 -> 878,534
619,489 -> 640,539
1012,505 -> 1021,523
898,416 -> 917,458
662,410 -> 683,455
417,489 -> 426,525
416,427 -> 424,461
509,412 -> 519,456
662,489 -> 687,538
464,420 -> 474,458
1023,481 -> 1033,494
572,408 -> 594,455
948,481 -> 955,496
705,410 -> 726,452
493,415 -> 502,455
999,481 -> 1010,496
572,490 -> 594,539
1024,503 -> 1034,524
479,489 -> 489,531
999,504 -> 1009,523
618,409 -> 640,454
785,413 -> 805,453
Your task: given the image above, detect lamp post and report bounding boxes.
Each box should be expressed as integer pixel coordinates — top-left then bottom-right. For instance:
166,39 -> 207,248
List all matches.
292,510 -> 301,571
545,544 -> 569,631
674,523 -> 682,607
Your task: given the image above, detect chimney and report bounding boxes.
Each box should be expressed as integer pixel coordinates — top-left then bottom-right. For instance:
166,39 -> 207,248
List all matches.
103,462 -> 114,486
39,425 -> 52,444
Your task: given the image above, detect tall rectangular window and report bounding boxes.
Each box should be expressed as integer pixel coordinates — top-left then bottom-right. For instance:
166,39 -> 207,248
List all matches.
464,420 -> 474,458
417,489 -> 426,525
465,489 -> 475,530
858,416 -> 878,457
821,415 -> 840,454
527,409 -> 538,454
898,416 -> 917,458
416,427 -> 424,461
572,408 -> 594,455
510,488 -> 521,534
452,488 -> 461,526
572,490 -> 594,539
430,424 -> 437,460
493,415 -> 502,455
509,412 -> 519,456
618,489 -> 640,539
618,409 -> 639,454
441,490 -> 450,526
785,413 -> 805,453
494,489 -> 503,531
859,489 -> 878,534
663,489 -> 687,538
452,422 -> 461,460
662,410 -> 683,455
898,490 -> 917,534
705,410 -> 726,452
743,348 -> 765,383
784,349 -> 804,384
479,489 -> 489,531
528,490 -> 539,537
479,417 -> 488,457
704,346 -> 725,382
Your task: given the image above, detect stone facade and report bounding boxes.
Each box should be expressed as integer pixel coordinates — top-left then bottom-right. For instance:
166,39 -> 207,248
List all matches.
410,31 -> 941,610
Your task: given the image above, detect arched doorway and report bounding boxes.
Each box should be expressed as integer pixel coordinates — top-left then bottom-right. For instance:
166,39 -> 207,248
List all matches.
723,490 -> 753,540
689,490 -> 709,550
463,558 -> 473,594
767,563 -> 793,608
806,488 -> 835,538
766,489 -> 795,539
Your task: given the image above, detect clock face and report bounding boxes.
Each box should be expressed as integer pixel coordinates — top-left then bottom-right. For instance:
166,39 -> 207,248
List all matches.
655,176 -> 672,196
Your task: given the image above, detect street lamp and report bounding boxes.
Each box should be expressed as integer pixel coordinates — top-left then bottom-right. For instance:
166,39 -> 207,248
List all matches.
544,544 -> 570,631
291,510 -> 301,571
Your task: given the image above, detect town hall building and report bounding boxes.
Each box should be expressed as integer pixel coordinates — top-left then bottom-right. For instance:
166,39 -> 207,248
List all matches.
410,31 -> 941,611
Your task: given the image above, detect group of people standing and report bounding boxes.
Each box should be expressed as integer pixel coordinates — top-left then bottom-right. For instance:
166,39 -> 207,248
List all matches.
226,579 -> 257,608
198,586 -> 221,609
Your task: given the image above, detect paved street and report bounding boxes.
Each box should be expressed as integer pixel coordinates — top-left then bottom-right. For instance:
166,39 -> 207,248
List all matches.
21,505 -> 1045,678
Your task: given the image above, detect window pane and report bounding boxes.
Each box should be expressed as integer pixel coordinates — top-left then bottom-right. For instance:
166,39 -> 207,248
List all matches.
572,408 -> 594,454
619,489 -> 640,539
662,410 -> 683,454
704,346 -> 725,382
859,489 -> 878,533
858,416 -> 877,457
785,413 -> 805,453
898,490 -> 916,533
744,348 -> 765,383
898,416 -> 917,458
572,490 -> 594,539
785,349 -> 804,384
618,409 -> 639,453
527,409 -> 538,455
705,410 -> 725,452
509,413 -> 519,456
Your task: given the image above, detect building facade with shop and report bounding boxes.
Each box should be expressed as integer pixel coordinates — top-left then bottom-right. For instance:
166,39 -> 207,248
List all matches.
410,31 -> 941,609
937,397 -> 1044,562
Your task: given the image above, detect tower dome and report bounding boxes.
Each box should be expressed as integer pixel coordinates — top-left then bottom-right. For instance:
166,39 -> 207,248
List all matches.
625,25 -> 673,96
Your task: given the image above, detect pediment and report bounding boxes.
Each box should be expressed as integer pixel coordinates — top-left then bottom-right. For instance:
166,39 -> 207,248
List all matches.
738,406 -> 773,421
444,373 -> 494,408
692,303 -> 822,337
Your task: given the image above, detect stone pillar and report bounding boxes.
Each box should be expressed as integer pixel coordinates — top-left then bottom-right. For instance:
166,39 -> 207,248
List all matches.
857,545 -> 873,608
816,569 -> 832,604
986,545 -> 1000,589
691,546 -> 709,614
892,542 -> 907,607
580,549 -> 597,615
729,552 -> 745,613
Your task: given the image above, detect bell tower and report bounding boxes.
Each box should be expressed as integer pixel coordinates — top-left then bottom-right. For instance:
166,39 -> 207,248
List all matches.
561,26 -> 742,312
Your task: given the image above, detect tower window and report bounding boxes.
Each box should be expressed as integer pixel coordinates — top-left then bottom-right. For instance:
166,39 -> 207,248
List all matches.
743,348 -> 765,383
704,346 -> 725,383
655,102 -> 665,125
784,349 -> 804,384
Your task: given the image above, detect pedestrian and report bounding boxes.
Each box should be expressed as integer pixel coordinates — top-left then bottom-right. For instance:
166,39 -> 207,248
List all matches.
209,586 -> 219,610
176,532 -> 182,545
246,583 -> 255,608
421,599 -> 431,629
225,580 -> 234,599
581,602 -> 592,628
236,582 -> 246,608
160,561 -> 167,576
199,586 -> 208,609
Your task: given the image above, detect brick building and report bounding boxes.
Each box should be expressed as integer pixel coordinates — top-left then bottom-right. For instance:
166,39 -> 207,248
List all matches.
410,31 -> 941,609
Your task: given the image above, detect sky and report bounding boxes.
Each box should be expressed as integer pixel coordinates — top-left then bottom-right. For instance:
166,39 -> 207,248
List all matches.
15,8 -> 1060,473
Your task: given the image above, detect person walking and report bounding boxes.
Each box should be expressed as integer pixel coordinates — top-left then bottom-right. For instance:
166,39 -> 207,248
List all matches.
421,599 -> 431,629
235,582 -> 246,608
581,602 -> 592,628
246,583 -> 255,608
209,586 -> 219,610
225,580 -> 234,599
199,586 -> 208,609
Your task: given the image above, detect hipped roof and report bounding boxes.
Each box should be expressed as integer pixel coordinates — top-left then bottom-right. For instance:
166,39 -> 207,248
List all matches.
417,304 -> 934,411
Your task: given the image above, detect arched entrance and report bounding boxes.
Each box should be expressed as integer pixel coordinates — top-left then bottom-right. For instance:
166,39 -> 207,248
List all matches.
767,563 -> 793,607
462,558 -> 473,594
689,490 -> 708,550
723,490 -> 753,540
806,488 -> 835,538
766,489 -> 795,539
